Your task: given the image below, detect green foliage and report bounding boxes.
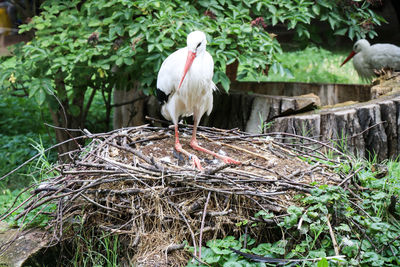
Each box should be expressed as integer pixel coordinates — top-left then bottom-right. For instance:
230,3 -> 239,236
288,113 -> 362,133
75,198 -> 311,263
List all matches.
186,159 -> 400,266
0,93 -> 55,189
186,236 -> 264,266
0,0 -> 382,98
0,134 -> 58,227
252,0 -> 384,41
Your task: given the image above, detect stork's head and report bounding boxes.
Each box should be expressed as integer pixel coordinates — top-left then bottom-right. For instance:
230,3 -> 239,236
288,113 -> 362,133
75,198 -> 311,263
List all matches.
187,30 -> 207,54
177,31 -> 208,90
340,39 -> 371,67
353,39 -> 370,53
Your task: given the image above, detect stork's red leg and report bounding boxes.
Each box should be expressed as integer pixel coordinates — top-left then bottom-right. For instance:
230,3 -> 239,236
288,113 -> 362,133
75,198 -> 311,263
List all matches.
190,118 -> 241,165
174,124 -> 203,170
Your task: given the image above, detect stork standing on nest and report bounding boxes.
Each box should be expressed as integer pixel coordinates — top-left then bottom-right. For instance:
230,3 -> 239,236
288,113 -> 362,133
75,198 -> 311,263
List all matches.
156,30 -> 241,170
340,39 -> 400,80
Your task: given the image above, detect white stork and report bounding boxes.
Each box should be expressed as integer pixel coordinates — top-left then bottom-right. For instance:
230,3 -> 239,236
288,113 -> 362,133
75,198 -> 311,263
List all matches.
156,30 -> 241,170
340,39 -> 400,80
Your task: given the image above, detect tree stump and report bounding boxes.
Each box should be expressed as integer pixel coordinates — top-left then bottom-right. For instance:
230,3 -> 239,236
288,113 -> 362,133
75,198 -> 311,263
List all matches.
203,78 -> 400,162
263,75 -> 400,161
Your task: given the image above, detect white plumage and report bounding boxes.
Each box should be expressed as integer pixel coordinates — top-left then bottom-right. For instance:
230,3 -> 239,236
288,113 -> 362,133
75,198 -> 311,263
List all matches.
157,32 -> 215,123
156,31 -> 240,170
341,39 -> 400,80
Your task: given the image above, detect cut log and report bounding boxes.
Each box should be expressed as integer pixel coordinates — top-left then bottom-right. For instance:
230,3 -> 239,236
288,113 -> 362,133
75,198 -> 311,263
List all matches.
266,94 -> 400,161
0,222 -> 50,267
229,81 -> 371,106
204,91 -> 320,133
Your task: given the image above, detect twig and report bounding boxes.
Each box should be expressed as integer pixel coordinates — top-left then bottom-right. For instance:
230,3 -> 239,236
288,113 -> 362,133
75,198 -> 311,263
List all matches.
200,134 -> 270,162
169,200 -> 197,257
327,214 -> 340,256
199,191 -> 211,260
339,166 -> 364,186
205,163 -> 232,175
166,243 -> 185,253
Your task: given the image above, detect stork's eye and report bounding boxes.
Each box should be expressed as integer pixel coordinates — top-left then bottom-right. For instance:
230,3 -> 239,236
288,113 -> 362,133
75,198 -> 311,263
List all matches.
196,42 -> 201,49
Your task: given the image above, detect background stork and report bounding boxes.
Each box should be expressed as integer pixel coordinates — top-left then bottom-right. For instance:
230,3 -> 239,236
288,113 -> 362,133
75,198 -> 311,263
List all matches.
156,30 -> 241,170
340,39 -> 400,80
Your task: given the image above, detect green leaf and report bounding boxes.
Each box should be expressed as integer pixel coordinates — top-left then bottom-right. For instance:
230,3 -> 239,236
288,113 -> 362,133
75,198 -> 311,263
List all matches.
219,73 -> 230,92
317,258 -> 329,267
115,57 -> 123,66
223,262 -> 242,267
148,44 -> 155,53
371,192 -> 386,200
34,89 -> 46,106
335,28 -> 347,36
123,57 -> 134,65
35,23 -> 46,30
201,248 -> 221,263
287,206 -> 303,216
312,5 -> 320,15
335,223 -> 351,232
348,27 -> 355,40
162,39 -> 174,48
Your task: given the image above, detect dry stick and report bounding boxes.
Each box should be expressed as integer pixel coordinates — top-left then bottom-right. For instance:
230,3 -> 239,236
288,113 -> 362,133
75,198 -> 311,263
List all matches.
338,166 -> 364,186
145,115 -> 238,135
190,182 -> 286,197
107,142 -> 164,171
330,121 -> 385,143
80,194 -> 121,214
0,194 -> 36,222
205,163 -> 232,175
199,191 -> 211,260
0,134 -> 90,182
348,199 -> 375,221
166,243 -> 185,253
286,163 -> 321,180
327,214 -> 340,257
378,233 -> 400,253
0,184 -> 36,220
129,134 -> 169,145
348,217 -> 379,251
297,209 -> 307,231
169,201 -> 197,257
282,142 -> 335,162
268,132 -> 353,162
200,134 -> 270,161
275,141 -> 341,164
87,152 -> 155,190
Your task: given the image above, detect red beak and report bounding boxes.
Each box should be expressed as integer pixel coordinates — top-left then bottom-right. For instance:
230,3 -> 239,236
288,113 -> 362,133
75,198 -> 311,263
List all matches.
340,50 -> 356,67
177,50 -> 196,91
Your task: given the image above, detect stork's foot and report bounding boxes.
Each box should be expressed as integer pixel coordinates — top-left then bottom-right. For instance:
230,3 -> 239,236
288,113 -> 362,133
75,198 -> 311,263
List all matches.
190,154 -> 203,170
174,143 -> 203,170
190,140 -> 241,166
220,156 -> 241,165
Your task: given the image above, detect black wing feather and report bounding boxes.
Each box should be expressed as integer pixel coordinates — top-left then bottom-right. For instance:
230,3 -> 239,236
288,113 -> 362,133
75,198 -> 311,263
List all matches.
155,88 -> 169,104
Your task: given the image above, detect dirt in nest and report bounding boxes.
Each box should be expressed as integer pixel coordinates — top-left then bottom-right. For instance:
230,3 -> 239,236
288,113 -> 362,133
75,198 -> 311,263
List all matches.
128,127 -> 337,186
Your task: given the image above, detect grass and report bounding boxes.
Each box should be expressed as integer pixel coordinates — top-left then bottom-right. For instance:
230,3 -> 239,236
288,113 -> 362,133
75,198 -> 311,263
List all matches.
242,46 -> 366,84
0,96 -> 55,190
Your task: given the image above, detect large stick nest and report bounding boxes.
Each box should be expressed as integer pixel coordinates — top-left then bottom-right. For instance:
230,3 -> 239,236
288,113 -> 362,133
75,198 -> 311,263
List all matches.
4,124 -> 347,265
